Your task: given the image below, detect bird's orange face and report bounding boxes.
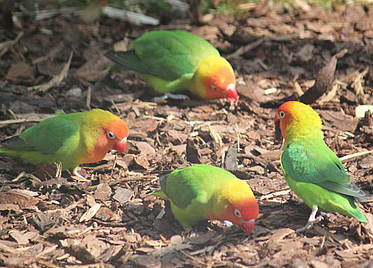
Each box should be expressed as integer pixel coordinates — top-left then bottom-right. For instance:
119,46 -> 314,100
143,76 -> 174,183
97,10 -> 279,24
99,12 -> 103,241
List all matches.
194,55 -> 238,101
221,198 -> 259,234
105,119 -> 129,154
204,66 -> 238,101
274,101 -> 295,142
274,101 -> 322,144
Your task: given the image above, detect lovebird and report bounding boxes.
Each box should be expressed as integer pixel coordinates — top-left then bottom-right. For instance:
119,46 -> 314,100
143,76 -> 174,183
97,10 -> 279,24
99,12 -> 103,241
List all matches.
153,164 -> 259,234
0,109 -> 128,178
275,101 -> 369,232
105,30 -> 238,101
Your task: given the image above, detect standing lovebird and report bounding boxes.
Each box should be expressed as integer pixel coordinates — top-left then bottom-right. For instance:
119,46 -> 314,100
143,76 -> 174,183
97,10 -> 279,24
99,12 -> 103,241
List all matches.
105,30 -> 238,101
0,109 -> 129,178
152,164 -> 259,234
275,101 -> 369,232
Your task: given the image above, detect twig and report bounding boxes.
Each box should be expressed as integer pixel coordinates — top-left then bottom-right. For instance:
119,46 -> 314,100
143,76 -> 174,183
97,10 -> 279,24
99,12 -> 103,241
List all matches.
102,6 -> 159,25
0,31 -> 23,57
0,115 -> 54,127
227,38 -> 265,59
86,86 -> 91,109
339,150 -> 373,163
259,189 -> 291,201
28,52 -> 73,92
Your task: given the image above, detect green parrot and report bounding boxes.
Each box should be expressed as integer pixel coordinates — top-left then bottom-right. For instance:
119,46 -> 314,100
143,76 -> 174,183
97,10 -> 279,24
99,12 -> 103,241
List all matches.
0,109 -> 128,177
275,101 -> 369,232
105,30 -> 238,101
153,164 -> 259,234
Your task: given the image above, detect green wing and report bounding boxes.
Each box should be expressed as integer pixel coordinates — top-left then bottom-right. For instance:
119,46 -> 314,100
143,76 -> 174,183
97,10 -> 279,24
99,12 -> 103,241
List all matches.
281,140 -> 368,199
160,169 -> 199,209
105,30 -> 219,81
4,115 -> 79,155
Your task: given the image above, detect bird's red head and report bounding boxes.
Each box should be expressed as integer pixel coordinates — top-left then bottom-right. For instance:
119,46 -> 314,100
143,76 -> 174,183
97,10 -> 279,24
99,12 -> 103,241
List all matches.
274,101 -> 322,142
224,198 -> 259,234
218,179 -> 259,234
194,56 -> 238,101
274,101 -> 296,142
105,119 -> 129,154
204,67 -> 238,101
80,109 -> 129,165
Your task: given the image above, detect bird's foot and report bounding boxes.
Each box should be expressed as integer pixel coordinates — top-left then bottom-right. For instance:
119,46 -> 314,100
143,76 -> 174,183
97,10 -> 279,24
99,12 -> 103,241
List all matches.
72,167 -> 88,180
319,212 -> 331,219
296,206 -> 324,233
183,226 -> 192,234
152,93 -> 190,101
296,215 -> 325,233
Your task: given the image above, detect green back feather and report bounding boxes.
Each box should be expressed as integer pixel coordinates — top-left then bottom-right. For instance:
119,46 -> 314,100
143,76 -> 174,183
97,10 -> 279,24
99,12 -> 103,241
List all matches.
14,116 -> 79,155
105,30 -> 219,81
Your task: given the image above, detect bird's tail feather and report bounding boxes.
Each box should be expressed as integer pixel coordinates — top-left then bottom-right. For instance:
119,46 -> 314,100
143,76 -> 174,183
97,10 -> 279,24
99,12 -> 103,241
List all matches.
104,50 -> 151,75
318,181 -> 370,200
151,190 -> 167,200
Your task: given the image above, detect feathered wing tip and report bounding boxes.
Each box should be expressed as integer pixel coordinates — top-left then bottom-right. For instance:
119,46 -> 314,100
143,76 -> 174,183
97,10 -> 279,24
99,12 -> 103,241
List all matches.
104,50 -> 133,66
0,136 -> 32,151
150,173 -> 170,200
151,190 -> 167,199
347,183 -> 371,202
105,50 -> 151,75
318,181 -> 370,201
354,188 -> 373,203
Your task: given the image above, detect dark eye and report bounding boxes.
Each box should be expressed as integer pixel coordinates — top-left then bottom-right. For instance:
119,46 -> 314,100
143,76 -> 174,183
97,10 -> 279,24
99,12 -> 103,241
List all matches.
234,209 -> 241,218
279,111 -> 285,118
211,85 -> 218,92
107,131 -> 115,139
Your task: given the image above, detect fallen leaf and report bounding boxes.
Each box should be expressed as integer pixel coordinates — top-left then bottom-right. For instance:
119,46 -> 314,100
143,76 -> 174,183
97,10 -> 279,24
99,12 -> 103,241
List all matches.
113,187 -> 133,205
6,62 -> 34,82
130,255 -> 161,268
80,203 -> 102,222
94,183 -> 112,201
186,139 -> 201,163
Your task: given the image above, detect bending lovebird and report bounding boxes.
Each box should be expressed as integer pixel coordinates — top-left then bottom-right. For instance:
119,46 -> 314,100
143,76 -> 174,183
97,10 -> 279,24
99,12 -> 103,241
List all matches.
0,109 -> 129,178
152,164 -> 259,234
275,101 -> 369,232
105,30 -> 238,101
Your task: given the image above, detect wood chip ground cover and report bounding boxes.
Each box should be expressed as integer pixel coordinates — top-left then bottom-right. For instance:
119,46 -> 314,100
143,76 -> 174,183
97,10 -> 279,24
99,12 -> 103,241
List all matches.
0,1 -> 372,267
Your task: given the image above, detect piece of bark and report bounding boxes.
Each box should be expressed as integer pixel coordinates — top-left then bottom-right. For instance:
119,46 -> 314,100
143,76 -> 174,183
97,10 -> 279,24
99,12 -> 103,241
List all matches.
186,139 -> 201,164
299,49 -> 347,104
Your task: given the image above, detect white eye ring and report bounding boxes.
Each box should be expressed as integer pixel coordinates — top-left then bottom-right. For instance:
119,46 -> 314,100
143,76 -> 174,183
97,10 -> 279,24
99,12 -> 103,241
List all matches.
234,209 -> 241,218
211,85 -> 219,92
107,131 -> 116,139
279,111 -> 285,118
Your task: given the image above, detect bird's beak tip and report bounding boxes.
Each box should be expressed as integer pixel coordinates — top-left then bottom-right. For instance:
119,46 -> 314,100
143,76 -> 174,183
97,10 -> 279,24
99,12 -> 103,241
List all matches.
115,137 -> 127,154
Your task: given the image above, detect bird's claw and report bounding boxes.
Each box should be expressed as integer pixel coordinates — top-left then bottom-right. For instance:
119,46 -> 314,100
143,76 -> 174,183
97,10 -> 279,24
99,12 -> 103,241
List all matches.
72,167 -> 87,180
296,213 -> 325,233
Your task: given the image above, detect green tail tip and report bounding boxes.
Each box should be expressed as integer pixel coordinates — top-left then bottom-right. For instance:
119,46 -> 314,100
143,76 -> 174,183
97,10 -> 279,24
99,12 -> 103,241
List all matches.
151,190 -> 167,200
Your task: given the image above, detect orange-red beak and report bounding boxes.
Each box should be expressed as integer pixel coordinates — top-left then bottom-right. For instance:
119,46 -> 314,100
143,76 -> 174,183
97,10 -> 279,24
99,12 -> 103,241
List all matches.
240,219 -> 255,234
225,83 -> 238,102
115,137 -> 127,154
226,89 -> 238,102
